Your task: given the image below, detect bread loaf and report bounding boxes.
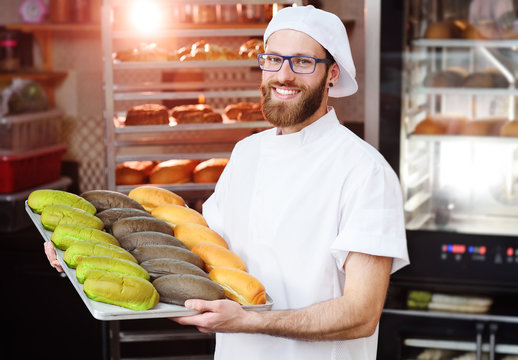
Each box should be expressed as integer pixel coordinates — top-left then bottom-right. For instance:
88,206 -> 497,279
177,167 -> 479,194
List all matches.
116,161 -> 155,185
224,102 -> 261,120
129,185 -> 185,211
174,222 -> 228,249
151,204 -> 208,227
500,121 -> 518,137
191,242 -> 246,272
125,104 -> 169,125
209,266 -> 266,305
193,158 -> 229,183
149,159 -> 200,184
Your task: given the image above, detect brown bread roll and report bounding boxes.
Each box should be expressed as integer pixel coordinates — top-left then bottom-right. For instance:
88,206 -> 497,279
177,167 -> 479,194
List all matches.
174,222 -> 228,249
111,216 -> 175,240
130,244 -> 205,269
125,104 -> 169,125
140,258 -> 209,280
153,273 -> 225,305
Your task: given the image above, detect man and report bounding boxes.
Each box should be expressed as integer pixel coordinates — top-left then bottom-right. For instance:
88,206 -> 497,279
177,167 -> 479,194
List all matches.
44,5 -> 409,359
173,5 -> 409,360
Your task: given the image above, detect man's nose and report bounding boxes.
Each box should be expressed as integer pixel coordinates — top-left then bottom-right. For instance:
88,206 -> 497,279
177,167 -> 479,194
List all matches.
276,59 -> 296,82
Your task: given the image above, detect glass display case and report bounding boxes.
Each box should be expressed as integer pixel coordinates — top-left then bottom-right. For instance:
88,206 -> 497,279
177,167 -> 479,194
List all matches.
400,0 -> 518,238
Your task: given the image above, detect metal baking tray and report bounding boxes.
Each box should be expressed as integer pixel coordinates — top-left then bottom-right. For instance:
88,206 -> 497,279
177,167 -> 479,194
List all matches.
25,201 -> 273,321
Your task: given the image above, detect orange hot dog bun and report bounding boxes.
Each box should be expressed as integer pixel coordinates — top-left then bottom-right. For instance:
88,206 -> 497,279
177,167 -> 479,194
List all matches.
190,242 -> 246,272
151,204 -> 208,227
128,185 -> 185,212
173,222 -> 228,249
209,266 -> 266,305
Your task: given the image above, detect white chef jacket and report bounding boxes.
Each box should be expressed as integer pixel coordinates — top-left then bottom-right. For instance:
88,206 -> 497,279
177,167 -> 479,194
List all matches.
202,107 -> 409,360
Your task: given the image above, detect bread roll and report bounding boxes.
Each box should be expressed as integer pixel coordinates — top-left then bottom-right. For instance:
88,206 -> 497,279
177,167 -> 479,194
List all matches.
75,255 -> 150,284
153,273 -> 225,305
425,21 -> 453,39
193,158 -> 229,183
424,67 -> 468,87
116,161 -> 155,185
140,258 -> 208,280
500,121 -> 518,137
174,222 -> 228,249
96,207 -> 154,231
80,190 -> 146,212
459,120 -> 493,136
130,244 -> 205,269
414,113 -> 468,135
51,223 -> 120,250
209,266 -> 266,305
237,110 -> 264,122
83,269 -> 159,311
63,240 -> 137,269
129,185 -> 185,211
414,117 -> 447,135
151,204 -> 208,227
224,102 -> 261,120
171,103 -> 212,118
149,159 -> 200,184
191,242 -> 246,272
111,216 -> 175,240
125,104 -> 169,126
118,231 -> 189,252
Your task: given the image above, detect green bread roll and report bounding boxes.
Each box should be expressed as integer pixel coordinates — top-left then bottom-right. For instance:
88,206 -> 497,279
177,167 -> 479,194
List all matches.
28,189 -> 97,215
40,204 -> 104,232
76,255 -> 149,283
83,269 -> 159,311
63,240 -> 137,269
51,224 -> 120,250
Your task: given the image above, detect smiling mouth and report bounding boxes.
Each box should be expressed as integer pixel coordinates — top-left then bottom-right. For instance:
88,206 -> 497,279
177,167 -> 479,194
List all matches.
273,87 -> 301,97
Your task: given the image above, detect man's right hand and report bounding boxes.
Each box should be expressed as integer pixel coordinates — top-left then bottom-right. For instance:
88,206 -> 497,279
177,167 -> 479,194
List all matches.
44,241 -> 63,272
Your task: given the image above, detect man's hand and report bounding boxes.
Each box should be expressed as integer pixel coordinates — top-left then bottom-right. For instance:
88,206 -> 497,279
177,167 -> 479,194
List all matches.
44,241 -> 63,272
173,299 -> 253,334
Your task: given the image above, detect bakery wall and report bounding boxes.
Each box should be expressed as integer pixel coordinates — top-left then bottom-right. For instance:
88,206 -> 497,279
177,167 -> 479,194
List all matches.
1,0 -> 366,192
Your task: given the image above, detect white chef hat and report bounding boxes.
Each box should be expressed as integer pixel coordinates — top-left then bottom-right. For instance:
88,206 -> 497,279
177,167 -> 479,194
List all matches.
263,5 -> 358,98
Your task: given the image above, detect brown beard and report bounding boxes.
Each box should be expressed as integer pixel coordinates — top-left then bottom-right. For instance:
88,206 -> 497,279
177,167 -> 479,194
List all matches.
260,72 -> 327,128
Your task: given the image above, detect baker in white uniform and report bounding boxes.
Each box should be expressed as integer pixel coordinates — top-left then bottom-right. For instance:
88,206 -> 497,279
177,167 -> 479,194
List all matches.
43,5 -> 410,360
173,5 -> 410,360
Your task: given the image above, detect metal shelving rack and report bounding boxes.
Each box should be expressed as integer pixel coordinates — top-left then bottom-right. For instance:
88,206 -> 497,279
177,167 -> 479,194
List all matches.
102,0 -> 302,199
100,1 -> 301,359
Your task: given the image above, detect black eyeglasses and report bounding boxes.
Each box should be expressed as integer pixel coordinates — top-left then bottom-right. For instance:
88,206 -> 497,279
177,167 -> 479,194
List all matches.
257,53 -> 333,74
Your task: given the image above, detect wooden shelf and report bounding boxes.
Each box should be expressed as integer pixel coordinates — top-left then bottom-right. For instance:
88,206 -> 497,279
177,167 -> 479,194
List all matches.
0,71 -> 67,106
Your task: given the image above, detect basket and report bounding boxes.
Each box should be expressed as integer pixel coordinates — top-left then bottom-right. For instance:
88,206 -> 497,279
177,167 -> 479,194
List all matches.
0,109 -> 62,152
0,144 -> 67,193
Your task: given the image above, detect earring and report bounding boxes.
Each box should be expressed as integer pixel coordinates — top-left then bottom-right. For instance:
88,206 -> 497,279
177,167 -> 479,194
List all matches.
329,82 -> 334,87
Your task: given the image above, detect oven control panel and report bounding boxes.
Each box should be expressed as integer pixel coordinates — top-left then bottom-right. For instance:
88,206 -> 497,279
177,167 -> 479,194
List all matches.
440,243 -> 518,265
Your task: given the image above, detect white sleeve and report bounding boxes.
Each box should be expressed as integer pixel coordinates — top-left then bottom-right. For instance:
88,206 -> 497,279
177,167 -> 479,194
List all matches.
331,163 -> 410,274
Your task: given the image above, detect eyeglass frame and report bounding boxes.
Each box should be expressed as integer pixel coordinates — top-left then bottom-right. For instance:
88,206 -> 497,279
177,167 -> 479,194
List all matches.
257,53 -> 333,74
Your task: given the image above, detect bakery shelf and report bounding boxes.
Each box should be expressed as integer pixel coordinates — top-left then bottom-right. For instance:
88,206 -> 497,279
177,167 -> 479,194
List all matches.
114,120 -> 270,133
116,152 -> 231,162
113,80 -> 258,92
410,87 -> 518,96
412,38 -> 518,49
112,26 -> 266,39
113,59 -> 257,70
108,0 -> 297,6
408,134 -> 518,144
113,89 -> 260,101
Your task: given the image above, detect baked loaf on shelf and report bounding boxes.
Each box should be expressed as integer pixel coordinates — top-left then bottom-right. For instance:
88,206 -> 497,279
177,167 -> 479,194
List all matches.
149,159 -> 201,184
116,161 -> 155,185
125,104 -> 170,126
193,158 -> 229,183
224,102 -> 264,122
171,104 -> 223,124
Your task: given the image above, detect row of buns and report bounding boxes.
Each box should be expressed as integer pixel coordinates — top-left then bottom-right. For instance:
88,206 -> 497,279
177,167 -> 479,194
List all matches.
116,158 -> 229,186
123,102 -> 264,126
423,19 -> 517,40
414,113 -> 518,137
115,39 -> 264,63
424,67 -> 509,88
127,185 -> 266,305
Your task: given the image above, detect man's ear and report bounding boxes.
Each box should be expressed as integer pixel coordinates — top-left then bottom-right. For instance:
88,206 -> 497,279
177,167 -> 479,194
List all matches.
329,62 -> 340,86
